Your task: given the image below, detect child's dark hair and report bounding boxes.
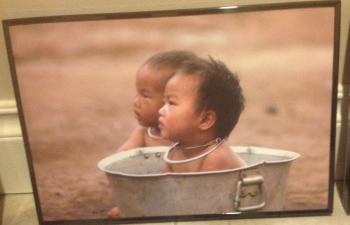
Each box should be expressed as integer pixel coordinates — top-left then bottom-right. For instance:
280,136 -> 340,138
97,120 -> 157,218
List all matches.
143,50 -> 198,87
177,56 -> 245,138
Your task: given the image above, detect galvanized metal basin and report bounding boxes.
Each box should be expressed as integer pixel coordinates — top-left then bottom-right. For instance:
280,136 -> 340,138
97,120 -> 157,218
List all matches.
98,146 -> 300,217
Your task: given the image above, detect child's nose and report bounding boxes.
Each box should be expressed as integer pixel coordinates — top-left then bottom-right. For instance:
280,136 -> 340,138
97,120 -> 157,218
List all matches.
159,104 -> 165,115
133,95 -> 141,108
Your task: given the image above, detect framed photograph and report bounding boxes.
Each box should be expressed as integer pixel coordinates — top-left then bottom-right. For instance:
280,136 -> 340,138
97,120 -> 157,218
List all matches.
336,23 -> 350,215
3,1 -> 340,224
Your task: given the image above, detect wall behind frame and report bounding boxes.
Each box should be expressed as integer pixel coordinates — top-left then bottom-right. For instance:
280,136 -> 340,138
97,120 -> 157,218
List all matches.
0,0 -> 349,194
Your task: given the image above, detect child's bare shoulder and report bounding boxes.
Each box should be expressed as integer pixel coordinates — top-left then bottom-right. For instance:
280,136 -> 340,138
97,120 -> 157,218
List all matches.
204,144 -> 232,164
133,126 -> 147,135
126,126 -> 148,143
200,143 -> 244,171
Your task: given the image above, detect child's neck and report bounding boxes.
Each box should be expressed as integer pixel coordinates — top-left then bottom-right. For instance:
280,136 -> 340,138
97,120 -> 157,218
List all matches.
147,126 -> 162,140
177,132 -> 219,150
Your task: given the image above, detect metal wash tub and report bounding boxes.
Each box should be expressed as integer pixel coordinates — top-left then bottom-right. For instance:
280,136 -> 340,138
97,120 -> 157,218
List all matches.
98,146 -> 300,217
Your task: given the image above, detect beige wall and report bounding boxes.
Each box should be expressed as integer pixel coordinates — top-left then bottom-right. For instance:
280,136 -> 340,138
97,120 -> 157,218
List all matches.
0,0 -> 348,193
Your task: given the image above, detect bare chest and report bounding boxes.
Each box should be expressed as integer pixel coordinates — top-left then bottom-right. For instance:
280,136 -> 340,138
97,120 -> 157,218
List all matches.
167,150 -> 205,173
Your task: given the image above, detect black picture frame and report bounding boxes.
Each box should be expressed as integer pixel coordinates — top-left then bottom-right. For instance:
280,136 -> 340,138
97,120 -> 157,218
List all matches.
2,1 -> 340,224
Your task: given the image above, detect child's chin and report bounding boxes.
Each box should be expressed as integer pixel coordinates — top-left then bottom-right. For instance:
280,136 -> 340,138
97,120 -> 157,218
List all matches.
159,131 -> 169,139
138,120 -> 149,127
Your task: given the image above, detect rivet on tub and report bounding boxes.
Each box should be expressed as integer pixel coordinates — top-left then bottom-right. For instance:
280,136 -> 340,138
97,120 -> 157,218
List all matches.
143,153 -> 150,159
247,147 -> 253,155
155,152 -> 162,158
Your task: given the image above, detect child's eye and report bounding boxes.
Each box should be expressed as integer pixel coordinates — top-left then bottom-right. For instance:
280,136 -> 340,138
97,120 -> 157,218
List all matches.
163,97 -> 177,106
142,92 -> 150,98
168,100 -> 177,105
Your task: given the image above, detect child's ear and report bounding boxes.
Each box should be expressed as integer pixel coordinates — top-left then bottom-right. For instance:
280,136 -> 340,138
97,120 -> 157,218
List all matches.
199,110 -> 216,131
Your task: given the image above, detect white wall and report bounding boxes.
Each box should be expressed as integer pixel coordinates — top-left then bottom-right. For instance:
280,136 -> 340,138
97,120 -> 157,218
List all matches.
0,0 -> 349,193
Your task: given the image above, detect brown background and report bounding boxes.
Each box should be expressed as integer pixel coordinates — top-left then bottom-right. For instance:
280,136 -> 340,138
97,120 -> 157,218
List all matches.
9,6 -> 334,221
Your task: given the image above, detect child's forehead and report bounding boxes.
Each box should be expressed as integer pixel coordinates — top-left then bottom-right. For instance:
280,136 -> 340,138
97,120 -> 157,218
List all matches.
136,65 -> 174,89
136,65 -> 171,90
170,73 -> 201,86
166,74 -> 201,94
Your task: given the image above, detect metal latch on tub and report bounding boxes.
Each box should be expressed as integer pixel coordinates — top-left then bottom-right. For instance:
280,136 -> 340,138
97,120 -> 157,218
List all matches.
234,173 -> 266,212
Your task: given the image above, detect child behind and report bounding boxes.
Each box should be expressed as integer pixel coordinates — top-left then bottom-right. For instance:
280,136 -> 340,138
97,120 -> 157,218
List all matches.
116,50 -> 198,152
158,56 -> 246,173
109,50 -> 198,218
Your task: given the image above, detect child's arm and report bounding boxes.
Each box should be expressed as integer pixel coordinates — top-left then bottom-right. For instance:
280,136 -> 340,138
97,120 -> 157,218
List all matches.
116,126 -> 145,152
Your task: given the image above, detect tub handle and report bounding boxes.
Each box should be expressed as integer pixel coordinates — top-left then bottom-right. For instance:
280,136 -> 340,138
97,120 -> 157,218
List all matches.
234,175 -> 266,212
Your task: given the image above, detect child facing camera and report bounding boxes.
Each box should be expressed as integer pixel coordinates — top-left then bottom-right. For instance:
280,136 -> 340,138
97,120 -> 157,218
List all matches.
116,50 -> 198,152
159,56 -> 246,172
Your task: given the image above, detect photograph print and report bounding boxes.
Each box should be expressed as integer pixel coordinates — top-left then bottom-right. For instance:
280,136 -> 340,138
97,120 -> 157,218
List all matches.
3,1 -> 339,224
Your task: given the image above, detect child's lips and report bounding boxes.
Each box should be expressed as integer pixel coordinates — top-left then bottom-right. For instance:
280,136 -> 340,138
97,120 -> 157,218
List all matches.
134,110 -> 141,120
158,119 -> 164,130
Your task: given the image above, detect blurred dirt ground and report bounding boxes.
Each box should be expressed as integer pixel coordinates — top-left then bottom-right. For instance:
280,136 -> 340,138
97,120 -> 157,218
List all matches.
9,7 -> 335,221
